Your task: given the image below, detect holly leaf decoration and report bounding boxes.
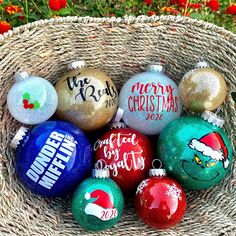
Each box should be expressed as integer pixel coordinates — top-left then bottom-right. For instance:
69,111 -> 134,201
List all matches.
23,92 -> 31,100
33,101 -> 40,109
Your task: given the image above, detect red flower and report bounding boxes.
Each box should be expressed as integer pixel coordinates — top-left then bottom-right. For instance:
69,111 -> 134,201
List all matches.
206,0 -> 219,12
162,6 -> 179,15
60,0 -> 67,8
226,4 -> 236,15
189,3 -> 202,9
148,11 -> 156,16
49,0 -> 61,11
170,9 -> 179,15
170,0 -> 178,4
0,21 -> 11,34
5,5 -> 22,15
177,0 -> 188,8
144,0 -> 152,5
0,0 -> 3,4
49,0 -> 67,11
4,5 -> 24,20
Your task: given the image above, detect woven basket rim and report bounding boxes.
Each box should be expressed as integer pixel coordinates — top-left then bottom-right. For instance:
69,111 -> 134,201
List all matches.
0,14 -> 235,236
0,15 -> 235,42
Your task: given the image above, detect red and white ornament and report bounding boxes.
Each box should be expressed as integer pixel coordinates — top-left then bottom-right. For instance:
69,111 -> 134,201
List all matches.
94,109 -> 153,194
135,161 -> 187,229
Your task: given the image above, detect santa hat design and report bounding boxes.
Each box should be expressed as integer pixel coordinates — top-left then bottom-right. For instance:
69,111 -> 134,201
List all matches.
84,190 -> 117,221
85,190 -> 114,209
188,132 -> 229,169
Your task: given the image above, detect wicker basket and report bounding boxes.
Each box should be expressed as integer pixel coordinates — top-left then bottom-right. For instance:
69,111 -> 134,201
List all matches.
0,16 -> 235,236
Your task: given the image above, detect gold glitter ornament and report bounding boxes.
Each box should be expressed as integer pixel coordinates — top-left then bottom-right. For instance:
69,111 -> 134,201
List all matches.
55,61 -> 118,131
179,61 -> 227,112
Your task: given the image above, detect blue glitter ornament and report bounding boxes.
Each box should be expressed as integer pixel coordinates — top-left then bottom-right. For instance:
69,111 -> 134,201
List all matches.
7,71 -> 58,125
11,120 -> 93,197
119,64 -> 182,135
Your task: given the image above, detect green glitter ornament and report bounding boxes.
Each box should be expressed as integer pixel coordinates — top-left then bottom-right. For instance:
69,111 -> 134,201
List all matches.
157,111 -> 233,190
71,163 -> 124,231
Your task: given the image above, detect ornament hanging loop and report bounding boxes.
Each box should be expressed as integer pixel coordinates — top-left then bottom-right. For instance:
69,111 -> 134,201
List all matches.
95,159 -> 108,170
152,159 -> 162,169
149,159 -> 166,177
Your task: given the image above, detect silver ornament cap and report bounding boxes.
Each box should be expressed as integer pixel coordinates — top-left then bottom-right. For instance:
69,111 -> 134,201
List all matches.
149,159 -> 167,177
149,168 -> 167,177
68,60 -> 85,70
92,169 -> 110,179
201,110 -> 225,128
93,160 -> 110,178
194,61 -> 210,69
10,127 -> 28,149
110,107 -> 126,130
110,122 -> 126,130
15,71 -> 29,82
147,64 -> 165,73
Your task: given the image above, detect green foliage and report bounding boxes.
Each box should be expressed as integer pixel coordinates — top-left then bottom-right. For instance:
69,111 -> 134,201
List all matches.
0,0 -> 235,32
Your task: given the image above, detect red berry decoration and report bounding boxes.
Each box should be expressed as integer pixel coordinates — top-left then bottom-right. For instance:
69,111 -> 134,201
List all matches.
94,110 -> 153,194
22,92 -> 40,110
23,99 -> 28,104
135,161 -> 187,229
28,103 -> 34,109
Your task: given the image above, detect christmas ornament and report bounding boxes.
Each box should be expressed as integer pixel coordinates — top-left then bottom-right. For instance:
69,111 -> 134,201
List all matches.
11,120 -> 93,197
135,161 -> 187,229
72,163 -> 124,231
157,111 -> 233,190
55,60 -> 118,131
7,71 -> 58,125
119,64 -> 182,135
179,61 -> 227,112
94,109 -> 153,194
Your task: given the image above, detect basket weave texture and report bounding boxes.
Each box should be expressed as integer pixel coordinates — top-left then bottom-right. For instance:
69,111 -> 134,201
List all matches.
0,16 -> 235,236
